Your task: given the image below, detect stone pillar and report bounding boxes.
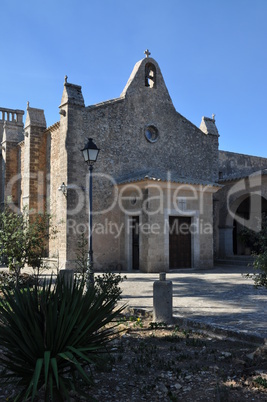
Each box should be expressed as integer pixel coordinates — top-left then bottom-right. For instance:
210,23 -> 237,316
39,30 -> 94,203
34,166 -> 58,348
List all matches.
58,78 -> 85,269
59,269 -> 74,288
153,272 -> 173,324
23,104 -> 46,213
1,110 -> 24,207
218,227 -> 233,257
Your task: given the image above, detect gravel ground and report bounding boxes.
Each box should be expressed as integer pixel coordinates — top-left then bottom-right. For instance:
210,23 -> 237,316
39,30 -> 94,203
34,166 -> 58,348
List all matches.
1,311 -> 267,401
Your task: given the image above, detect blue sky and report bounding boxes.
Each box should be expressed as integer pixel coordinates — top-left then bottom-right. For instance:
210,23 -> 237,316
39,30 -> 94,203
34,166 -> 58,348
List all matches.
1,0 -> 267,156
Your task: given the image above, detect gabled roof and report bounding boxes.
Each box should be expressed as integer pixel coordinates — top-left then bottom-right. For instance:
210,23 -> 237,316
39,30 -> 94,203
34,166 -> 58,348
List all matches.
116,170 -> 221,187
219,169 -> 267,183
44,121 -> 60,133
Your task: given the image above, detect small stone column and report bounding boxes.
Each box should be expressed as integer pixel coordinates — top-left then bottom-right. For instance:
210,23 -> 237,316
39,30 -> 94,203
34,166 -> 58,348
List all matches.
153,272 -> 173,324
219,227 -> 234,257
59,269 -> 74,288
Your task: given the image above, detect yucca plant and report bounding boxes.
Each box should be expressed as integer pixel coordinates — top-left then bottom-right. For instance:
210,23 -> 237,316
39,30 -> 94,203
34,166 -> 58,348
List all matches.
0,276 -> 124,401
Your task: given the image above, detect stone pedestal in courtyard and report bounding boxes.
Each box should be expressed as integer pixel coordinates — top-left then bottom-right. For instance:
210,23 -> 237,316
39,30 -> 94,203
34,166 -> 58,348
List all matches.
153,272 -> 173,324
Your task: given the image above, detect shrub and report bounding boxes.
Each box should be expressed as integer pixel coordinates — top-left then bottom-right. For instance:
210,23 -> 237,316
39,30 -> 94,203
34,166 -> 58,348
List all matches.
243,215 -> 267,288
238,226 -> 260,253
247,250 -> 267,288
75,232 -> 127,304
75,232 -> 89,277
94,272 -> 127,305
0,271 -> 36,293
0,207 -> 57,287
0,276 -> 124,401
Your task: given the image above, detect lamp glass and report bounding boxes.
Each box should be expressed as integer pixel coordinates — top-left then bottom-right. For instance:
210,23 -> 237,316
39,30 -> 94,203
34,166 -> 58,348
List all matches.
88,148 -> 99,162
83,149 -> 89,162
81,138 -> 100,164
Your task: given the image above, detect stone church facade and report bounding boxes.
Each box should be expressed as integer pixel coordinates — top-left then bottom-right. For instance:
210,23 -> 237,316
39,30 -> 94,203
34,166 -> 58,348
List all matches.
1,52 -> 267,272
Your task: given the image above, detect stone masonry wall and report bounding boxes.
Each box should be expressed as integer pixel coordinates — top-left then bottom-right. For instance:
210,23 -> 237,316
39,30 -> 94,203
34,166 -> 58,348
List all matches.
47,123 -> 62,260
23,107 -> 46,212
219,150 -> 267,179
19,142 -> 24,209
2,143 -> 19,205
84,59 -> 219,186
0,108 -> 24,207
59,57 -> 220,269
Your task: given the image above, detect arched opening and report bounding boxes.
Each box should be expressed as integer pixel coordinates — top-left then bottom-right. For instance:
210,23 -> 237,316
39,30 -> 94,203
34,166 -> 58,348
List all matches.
233,195 -> 267,255
145,63 -> 156,88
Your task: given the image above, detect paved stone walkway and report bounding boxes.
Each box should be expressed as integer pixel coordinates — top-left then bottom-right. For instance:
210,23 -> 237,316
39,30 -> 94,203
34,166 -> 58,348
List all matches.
118,266 -> 267,343
2,264 -> 267,342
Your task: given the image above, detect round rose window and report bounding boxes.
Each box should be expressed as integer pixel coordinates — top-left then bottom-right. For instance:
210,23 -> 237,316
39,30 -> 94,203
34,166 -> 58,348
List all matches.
144,125 -> 159,143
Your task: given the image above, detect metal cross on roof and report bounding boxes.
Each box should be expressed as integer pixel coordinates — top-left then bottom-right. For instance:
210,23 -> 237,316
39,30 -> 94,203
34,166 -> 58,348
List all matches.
144,49 -> 151,58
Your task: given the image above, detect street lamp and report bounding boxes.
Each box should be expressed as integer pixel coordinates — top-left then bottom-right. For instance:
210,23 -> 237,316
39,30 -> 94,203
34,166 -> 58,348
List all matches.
81,138 -> 100,287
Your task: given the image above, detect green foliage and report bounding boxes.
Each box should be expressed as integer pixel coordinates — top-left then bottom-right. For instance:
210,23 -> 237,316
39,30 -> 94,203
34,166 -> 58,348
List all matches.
0,207 -> 57,286
0,208 -> 26,273
254,376 -> 267,388
75,231 -> 89,277
75,233 -> 127,305
238,226 -> 260,252
149,322 -> 167,330
94,272 -> 127,304
243,215 -> 267,288
26,212 -> 57,273
0,271 -> 36,293
250,250 -> 267,287
75,232 -> 95,288
0,276 -> 124,401
127,315 -> 143,328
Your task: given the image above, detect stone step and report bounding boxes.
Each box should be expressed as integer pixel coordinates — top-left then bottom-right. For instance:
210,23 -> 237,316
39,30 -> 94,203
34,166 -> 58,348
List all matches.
223,255 -> 254,260
215,256 -> 254,266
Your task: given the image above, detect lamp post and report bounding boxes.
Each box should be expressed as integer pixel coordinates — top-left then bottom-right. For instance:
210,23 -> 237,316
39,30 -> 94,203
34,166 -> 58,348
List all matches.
81,138 -> 100,287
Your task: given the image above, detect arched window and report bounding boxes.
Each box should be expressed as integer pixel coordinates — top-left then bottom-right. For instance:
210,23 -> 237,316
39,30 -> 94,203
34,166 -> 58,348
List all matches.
145,63 -> 156,88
